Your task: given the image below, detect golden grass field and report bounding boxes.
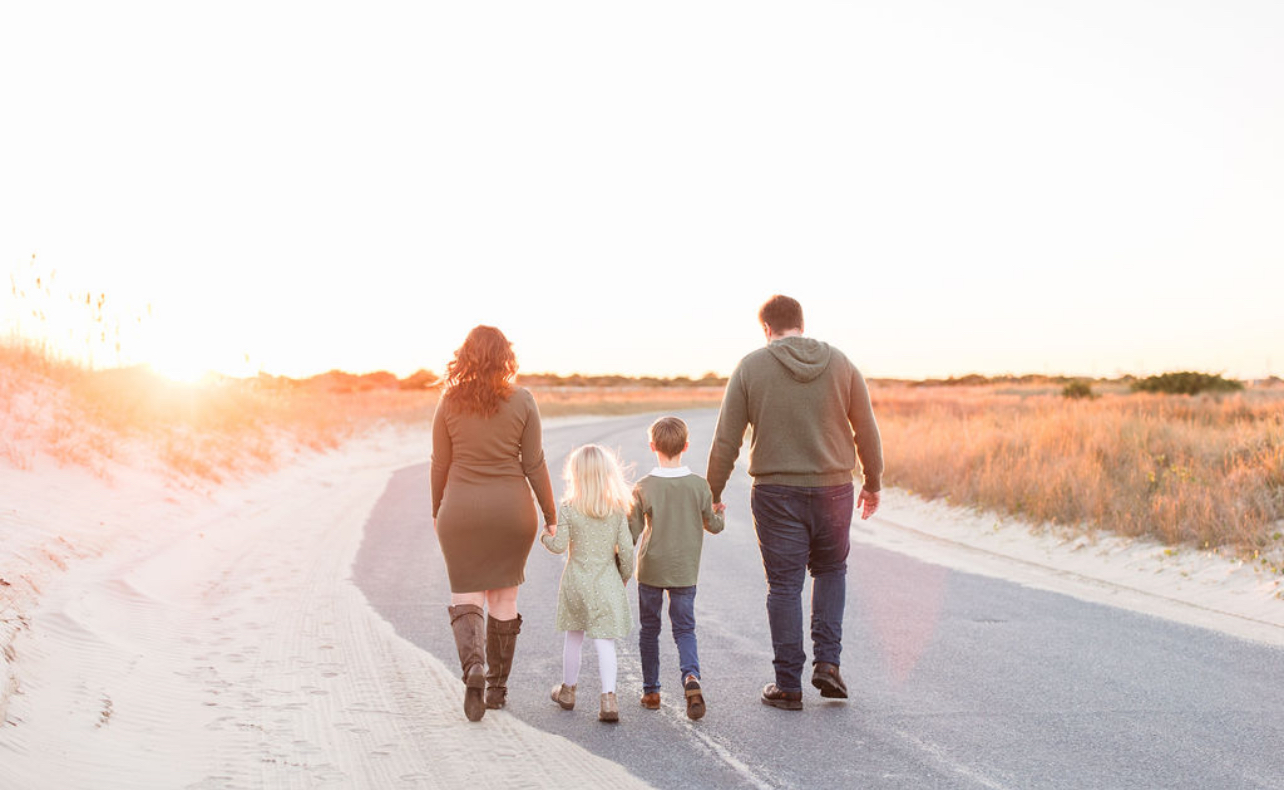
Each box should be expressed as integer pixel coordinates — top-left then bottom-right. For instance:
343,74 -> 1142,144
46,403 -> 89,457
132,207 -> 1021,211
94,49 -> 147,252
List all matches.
3,340 -> 1281,568
871,383 -> 1284,570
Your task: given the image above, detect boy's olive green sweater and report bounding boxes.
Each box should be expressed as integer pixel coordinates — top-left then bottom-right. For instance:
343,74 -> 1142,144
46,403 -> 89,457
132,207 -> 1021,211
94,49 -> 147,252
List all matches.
706,336 -> 883,501
627,470 -> 725,588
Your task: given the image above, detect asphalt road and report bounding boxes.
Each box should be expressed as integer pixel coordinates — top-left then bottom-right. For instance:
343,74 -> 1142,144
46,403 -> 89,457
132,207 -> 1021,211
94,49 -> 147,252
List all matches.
353,409 -> 1284,790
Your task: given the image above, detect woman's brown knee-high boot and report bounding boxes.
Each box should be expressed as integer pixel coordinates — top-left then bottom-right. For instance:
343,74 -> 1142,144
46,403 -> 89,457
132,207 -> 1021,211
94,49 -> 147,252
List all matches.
448,604 -> 487,722
485,614 -> 522,709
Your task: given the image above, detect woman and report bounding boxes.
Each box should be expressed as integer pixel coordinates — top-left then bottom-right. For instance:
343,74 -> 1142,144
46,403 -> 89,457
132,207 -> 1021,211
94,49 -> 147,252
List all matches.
431,325 -> 556,721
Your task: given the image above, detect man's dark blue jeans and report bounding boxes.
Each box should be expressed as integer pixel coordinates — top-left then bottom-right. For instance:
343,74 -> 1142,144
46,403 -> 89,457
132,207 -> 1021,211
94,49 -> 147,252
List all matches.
638,583 -> 699,694
750,482 -> 853,692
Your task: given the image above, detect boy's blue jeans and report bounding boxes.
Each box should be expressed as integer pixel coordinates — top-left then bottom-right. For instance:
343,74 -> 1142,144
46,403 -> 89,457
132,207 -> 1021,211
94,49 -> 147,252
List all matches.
638,583 -> 699,694
750,482 -> 853,692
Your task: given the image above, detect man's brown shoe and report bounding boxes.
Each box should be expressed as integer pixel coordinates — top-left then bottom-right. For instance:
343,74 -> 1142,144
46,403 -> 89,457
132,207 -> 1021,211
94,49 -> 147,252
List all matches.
760,683 -> 803,711
811,662 -> 848,699
640,692 -> 661,710
683,675 -> 706,720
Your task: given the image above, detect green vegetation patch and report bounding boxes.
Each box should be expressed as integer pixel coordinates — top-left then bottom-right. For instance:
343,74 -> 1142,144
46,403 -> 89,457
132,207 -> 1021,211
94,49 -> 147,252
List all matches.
1131,371 -> 1244,396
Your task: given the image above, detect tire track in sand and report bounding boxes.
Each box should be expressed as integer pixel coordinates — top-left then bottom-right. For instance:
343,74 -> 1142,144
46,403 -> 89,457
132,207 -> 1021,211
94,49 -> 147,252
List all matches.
1,429 -> 655,789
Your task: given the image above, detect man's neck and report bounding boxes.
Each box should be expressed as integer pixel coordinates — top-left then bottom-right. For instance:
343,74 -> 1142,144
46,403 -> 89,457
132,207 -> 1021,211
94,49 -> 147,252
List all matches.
767,327 -> 804,342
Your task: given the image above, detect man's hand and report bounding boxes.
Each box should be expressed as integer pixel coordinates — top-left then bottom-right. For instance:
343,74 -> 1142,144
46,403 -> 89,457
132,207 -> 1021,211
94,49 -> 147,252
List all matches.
713,502 -> 727,515
858,488 -> 880,520
543,522 -> 557,537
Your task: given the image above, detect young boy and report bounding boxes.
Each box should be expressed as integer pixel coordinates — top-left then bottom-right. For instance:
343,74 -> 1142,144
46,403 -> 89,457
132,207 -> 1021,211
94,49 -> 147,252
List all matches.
627,416 -> 725,720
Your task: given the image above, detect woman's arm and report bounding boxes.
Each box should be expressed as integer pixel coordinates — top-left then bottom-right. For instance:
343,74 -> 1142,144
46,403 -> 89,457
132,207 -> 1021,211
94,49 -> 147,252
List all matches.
430,401 -> 452,519
519,392 -> 558,527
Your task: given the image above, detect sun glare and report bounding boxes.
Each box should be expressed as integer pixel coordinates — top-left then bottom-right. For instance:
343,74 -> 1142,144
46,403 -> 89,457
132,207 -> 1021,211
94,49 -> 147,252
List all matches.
129,325 -> 248,385
145,358 -> 213,385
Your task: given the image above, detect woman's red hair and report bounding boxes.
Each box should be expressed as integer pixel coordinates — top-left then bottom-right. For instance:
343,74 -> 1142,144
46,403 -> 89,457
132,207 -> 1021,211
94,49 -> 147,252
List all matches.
443,325 -> 518,417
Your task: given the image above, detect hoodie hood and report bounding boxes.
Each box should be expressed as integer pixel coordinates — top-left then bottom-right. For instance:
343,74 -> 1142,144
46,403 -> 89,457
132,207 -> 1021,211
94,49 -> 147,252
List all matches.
767,336 -> 832,383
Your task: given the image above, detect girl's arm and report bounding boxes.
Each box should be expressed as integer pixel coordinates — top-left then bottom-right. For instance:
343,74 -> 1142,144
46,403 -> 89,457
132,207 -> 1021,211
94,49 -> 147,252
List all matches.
541,504 -> 572,554
614,512 -> 635,582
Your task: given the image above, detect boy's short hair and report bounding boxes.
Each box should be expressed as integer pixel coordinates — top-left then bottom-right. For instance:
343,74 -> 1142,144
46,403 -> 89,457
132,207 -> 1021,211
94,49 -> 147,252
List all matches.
758,294 -> 804,334
648,416 -> 688,458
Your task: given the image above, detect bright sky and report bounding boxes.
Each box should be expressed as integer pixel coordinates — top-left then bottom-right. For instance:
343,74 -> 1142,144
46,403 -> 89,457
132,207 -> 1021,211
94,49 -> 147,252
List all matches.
3,1 -> 1281,381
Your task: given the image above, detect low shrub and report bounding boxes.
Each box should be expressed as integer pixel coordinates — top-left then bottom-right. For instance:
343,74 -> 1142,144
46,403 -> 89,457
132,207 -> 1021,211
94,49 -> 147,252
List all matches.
1062,380 -> 1095,400
1131,372 -> 1244,395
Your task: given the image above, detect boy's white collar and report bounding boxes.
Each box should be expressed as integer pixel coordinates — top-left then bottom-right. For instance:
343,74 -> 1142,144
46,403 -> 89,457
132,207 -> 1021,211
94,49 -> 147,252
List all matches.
649,465 -> 692,478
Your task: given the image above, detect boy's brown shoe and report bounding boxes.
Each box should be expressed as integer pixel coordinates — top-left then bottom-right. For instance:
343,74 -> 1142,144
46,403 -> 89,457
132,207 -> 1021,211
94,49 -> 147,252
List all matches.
640,692 -> 661,710
760,683 -> 803,711
683,675 -> 706,720
811,662 -> 848,699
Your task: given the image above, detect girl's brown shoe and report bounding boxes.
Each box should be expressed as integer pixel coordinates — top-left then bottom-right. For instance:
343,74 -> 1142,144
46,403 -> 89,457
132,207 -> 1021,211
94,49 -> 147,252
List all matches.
550,683 -> 576,710
599,692 -> 620,722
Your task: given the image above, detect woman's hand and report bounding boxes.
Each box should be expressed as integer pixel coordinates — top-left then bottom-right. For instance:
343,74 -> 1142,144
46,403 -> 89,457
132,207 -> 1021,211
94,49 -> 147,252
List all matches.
543,522 -> 557,537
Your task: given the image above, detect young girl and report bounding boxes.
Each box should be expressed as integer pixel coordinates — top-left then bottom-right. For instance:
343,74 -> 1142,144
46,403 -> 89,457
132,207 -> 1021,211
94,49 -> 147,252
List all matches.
542,444 -> 635,723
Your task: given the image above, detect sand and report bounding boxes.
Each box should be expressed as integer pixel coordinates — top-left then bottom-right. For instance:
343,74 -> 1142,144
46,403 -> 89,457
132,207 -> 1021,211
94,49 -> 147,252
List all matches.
2,421 -> 1281,788
861,490 -> 1284,648
0,425 -> 653,790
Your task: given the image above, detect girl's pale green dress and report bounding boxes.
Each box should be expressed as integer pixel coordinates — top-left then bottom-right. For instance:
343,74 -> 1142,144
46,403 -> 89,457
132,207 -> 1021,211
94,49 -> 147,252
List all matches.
541,503 -> 635,639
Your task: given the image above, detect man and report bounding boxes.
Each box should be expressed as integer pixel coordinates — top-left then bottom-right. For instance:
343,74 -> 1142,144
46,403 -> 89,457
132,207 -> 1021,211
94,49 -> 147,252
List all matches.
706,294 -> 882,711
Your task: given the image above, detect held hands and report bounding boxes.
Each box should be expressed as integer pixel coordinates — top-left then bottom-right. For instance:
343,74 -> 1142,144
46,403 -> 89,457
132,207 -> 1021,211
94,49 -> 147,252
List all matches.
543,522 -> 557,537
712,502 -> 727,515
857,488 -> 880,520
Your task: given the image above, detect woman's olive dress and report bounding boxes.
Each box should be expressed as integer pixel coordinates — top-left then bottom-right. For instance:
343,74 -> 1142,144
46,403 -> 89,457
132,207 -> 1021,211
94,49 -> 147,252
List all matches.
431,387 -> 556,592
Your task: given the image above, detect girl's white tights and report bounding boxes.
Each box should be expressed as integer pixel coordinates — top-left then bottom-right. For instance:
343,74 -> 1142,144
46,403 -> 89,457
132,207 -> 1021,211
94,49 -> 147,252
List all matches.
562,630 -> 617,694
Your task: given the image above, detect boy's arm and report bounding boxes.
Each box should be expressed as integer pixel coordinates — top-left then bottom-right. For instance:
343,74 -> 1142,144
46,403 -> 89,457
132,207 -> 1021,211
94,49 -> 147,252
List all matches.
706,365 -> 749,503
627,483 -> 647,544
700,480 -> 725,534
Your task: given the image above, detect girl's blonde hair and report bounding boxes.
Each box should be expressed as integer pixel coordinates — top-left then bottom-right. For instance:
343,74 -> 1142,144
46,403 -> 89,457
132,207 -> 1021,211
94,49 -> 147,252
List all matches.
562,444 -> 632,520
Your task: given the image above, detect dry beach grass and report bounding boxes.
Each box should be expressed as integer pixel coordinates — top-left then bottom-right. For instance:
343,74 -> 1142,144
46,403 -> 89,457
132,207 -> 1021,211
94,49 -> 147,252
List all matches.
1,341 -> 722,483
1,343 -> 436,482
871,383 -> 1284,568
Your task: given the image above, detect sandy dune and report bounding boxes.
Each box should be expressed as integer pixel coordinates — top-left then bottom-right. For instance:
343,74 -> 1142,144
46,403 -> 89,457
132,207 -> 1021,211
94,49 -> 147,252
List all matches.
0,427 -> 653,789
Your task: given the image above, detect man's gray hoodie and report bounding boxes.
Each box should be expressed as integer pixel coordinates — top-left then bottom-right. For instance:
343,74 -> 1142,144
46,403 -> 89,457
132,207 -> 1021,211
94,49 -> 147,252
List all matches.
706,336 -> 883,501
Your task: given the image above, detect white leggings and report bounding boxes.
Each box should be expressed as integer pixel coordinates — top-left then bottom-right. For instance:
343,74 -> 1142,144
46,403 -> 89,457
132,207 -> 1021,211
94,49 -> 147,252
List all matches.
562,630 -> 617,694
